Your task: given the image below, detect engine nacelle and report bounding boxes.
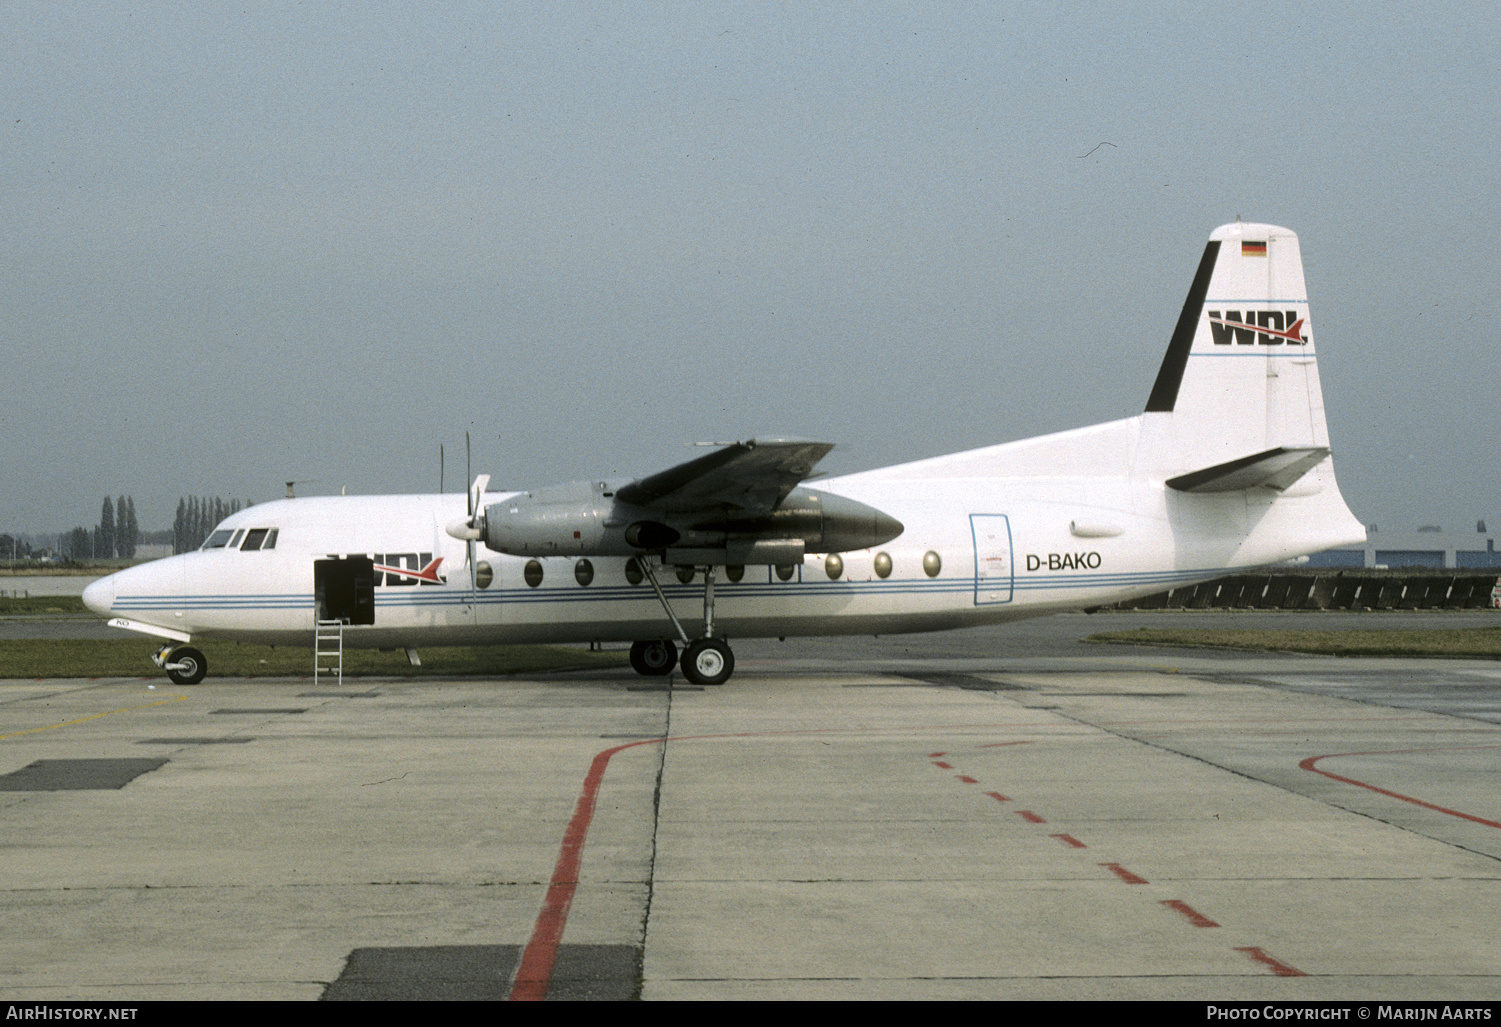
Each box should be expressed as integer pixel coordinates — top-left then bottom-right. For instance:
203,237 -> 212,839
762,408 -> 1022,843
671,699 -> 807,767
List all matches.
482,481 -> 622,556
481,481 -> 903,560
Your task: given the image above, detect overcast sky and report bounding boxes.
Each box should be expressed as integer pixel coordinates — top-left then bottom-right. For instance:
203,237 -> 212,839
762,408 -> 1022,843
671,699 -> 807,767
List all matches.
2,2 -> 1497,537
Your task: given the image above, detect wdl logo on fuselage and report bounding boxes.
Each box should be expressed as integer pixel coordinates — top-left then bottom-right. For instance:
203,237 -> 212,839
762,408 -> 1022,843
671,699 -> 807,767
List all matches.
371,553 -> 445,587
1207,311 -> 1307,346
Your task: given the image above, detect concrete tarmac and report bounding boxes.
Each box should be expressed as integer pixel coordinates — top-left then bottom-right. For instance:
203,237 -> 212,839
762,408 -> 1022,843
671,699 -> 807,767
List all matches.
2,616 -> 1500,1001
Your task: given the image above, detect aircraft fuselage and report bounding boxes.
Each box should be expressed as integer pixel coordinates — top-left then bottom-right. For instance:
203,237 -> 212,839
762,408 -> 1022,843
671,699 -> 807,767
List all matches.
87,440 -> 1335,652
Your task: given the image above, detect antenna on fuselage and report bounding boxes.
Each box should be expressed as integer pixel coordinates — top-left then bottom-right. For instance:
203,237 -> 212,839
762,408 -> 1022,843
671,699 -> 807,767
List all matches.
284,479 -> 321,499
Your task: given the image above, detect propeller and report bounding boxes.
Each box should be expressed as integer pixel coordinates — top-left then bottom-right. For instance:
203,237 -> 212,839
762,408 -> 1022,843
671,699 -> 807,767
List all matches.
445,433 -> 490,543
443,433 -> 490,613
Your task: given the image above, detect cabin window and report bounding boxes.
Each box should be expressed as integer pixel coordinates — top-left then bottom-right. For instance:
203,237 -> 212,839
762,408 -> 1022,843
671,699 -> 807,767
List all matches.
202,530 -> 235,550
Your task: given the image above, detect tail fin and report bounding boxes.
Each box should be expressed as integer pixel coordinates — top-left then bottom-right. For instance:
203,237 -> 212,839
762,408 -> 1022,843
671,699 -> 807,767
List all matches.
1142,222 -> 1365,560
1142,222 -> 1334,481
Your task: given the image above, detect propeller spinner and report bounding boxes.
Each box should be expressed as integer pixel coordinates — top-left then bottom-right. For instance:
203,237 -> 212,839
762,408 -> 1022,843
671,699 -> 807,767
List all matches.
446,474 -> 490,542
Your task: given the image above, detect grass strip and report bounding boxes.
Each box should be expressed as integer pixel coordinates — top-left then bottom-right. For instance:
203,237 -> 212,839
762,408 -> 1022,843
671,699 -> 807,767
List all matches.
0,596 -> 88,615
0,639 -> 630,679
1089,626 -> 1501,659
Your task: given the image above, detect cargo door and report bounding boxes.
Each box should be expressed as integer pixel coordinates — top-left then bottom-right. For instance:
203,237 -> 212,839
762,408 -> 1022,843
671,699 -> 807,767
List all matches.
314,556 -> 376,625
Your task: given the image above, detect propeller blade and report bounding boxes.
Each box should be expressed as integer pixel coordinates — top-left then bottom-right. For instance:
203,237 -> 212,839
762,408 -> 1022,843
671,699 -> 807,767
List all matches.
469,474 -> 490,517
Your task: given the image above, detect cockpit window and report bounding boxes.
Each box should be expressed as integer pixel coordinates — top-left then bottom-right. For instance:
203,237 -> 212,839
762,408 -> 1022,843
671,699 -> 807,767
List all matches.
205,527 -> 279,551
241,528 -> 278,551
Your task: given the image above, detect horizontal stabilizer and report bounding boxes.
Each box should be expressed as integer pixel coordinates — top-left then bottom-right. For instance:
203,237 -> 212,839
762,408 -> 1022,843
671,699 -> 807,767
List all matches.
1165,446 -> 1330,493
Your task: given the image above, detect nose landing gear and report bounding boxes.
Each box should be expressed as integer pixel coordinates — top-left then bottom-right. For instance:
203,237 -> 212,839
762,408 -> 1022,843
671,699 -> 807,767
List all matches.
153,643 -> 208,685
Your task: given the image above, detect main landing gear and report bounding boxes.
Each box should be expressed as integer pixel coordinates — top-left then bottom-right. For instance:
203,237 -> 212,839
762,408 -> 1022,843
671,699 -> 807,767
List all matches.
629,639 -> 677,676
152,643 -> 208,685
631,561 -> 737,686
680,637 -> 734,686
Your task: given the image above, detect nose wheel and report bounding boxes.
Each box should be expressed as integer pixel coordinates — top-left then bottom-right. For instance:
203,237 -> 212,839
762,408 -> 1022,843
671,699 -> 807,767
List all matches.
153,643 -> 207,685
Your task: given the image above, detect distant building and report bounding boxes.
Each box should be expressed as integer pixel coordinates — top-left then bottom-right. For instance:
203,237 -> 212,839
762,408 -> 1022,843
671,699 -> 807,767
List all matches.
132,544 -> 174,561
1307,525 -> 1501,569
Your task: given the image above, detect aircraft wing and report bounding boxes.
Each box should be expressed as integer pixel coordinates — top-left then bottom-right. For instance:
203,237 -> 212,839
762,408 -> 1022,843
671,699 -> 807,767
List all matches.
476,437 -> 899,558
615,439 -> 834,514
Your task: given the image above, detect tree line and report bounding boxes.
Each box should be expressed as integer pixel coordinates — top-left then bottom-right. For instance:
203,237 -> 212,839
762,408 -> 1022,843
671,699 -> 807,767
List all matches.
173,496 -> 251,553
49,495 -> 252,561
61,496 -> 141,561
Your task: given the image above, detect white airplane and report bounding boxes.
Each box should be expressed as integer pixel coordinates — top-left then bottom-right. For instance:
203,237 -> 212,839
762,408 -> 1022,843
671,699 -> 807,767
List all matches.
83,222 -> 1365,686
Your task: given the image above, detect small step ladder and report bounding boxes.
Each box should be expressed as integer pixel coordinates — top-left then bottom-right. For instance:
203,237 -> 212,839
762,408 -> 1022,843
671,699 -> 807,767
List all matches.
315,619 -> 344,685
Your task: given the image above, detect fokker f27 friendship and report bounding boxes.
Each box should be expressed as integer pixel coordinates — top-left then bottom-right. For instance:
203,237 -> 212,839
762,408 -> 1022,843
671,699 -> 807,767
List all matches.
84,223 -> 1365,685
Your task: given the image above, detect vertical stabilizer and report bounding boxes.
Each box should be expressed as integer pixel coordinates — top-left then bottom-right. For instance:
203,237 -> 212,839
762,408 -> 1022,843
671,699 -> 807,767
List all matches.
1141,222 -> 1364,562
1143,222 -> 1330,475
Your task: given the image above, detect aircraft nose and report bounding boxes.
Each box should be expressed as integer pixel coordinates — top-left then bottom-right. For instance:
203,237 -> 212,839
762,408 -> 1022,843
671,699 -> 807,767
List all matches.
82,575 -> 116,616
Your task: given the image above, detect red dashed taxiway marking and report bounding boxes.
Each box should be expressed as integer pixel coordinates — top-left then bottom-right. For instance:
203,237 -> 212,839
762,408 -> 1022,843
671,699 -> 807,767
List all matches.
1161,899 -> 1219,927
925,741 -> 1319,977
1100,862 -> 1149,884
1235,946 -> 1306,976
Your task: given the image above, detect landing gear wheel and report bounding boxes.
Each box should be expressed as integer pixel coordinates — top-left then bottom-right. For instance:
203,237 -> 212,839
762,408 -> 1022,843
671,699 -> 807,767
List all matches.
165,646 -> 207,685
681,638 -> 734,686
629,639 -> 678,676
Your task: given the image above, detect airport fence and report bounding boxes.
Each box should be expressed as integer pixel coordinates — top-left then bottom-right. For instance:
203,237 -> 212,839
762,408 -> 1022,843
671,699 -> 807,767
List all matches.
1091,570 -> 1501,612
